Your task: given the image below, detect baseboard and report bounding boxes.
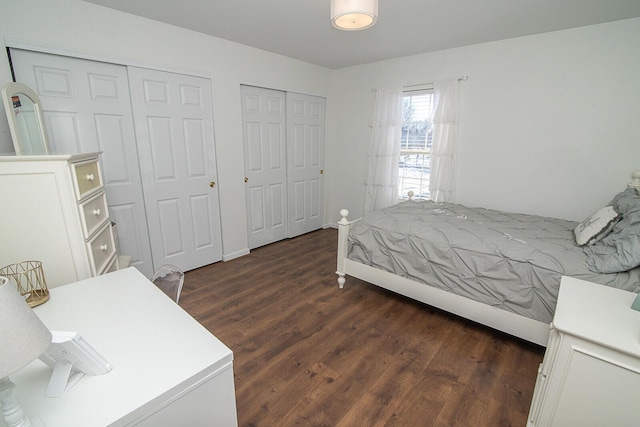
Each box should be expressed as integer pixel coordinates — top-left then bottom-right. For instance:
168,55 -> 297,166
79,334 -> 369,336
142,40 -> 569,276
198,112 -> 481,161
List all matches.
222,248 -> 250,262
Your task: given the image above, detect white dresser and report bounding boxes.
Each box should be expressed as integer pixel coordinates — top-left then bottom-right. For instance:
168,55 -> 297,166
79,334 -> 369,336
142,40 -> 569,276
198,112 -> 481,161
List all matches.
0,152 -> 118,287
2,267 -> 237,426
528,276 -> 640,426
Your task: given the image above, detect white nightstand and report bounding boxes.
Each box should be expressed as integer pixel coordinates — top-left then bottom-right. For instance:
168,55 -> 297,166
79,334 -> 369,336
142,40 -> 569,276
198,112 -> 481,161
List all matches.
528,276 -> 640,426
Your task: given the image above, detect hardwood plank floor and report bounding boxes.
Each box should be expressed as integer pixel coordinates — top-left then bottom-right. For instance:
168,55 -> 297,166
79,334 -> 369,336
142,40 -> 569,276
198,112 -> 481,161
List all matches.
181,228 -> 544,426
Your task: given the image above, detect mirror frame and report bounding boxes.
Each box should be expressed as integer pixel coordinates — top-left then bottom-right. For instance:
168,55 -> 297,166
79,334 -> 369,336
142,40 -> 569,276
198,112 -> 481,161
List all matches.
1,82 -> 50,155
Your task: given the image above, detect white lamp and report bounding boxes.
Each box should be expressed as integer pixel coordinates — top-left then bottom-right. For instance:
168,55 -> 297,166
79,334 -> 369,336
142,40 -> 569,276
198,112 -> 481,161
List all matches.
0,276 -> 52,427
331,0 -> 378,31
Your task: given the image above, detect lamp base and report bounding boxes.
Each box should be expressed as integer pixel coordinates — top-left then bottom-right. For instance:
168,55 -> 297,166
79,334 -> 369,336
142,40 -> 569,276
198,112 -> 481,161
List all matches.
0,376 -> 37,427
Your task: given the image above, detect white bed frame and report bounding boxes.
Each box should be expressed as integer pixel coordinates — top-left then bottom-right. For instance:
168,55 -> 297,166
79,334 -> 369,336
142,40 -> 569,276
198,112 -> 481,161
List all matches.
336,209 -> 551,346
336,171 -> 640,347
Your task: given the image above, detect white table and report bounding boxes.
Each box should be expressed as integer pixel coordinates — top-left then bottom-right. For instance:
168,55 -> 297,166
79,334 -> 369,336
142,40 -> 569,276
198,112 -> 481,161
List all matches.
3,267 -> 237,426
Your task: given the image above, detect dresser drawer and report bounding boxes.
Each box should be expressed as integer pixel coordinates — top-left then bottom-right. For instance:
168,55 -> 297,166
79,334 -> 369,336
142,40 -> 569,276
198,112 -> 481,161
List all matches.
103,255 -> 119,275
87,222 -> 117,275
72,159 -> 103,201
79,192 -> 110,238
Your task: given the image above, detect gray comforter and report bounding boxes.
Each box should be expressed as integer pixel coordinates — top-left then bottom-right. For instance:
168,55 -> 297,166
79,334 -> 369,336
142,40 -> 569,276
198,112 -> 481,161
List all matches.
348,200 -> 640,324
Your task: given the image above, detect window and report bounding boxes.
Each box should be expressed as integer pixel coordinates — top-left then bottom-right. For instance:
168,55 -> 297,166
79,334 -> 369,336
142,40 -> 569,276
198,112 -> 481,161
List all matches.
399,89 -> 435,200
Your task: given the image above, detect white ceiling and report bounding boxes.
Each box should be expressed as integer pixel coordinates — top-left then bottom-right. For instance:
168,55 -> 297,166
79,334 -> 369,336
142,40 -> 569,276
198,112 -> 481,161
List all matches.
83,0 -> 640,69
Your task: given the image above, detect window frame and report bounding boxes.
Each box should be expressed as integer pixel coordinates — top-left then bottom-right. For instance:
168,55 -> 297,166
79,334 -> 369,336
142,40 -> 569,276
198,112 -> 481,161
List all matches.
398,88 -> 435,200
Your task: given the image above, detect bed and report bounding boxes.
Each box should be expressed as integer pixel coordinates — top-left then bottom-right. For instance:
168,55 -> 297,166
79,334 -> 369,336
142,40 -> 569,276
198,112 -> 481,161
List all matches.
336,172 -> 640,346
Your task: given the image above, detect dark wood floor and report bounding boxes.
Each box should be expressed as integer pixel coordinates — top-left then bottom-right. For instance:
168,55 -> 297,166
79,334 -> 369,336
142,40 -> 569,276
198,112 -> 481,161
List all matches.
181,228 -> 544,427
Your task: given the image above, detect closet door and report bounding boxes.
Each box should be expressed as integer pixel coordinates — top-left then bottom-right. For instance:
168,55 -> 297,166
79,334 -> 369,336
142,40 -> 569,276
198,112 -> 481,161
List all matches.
286,92 -> 325,237
241,85 -> 287,249
10,49 -> 154,277
128,67 -> 223,271
240,87 -> 326,248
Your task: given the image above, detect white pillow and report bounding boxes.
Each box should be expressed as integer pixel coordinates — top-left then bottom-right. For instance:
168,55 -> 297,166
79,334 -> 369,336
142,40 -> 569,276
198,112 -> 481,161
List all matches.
574,206 -> 621,246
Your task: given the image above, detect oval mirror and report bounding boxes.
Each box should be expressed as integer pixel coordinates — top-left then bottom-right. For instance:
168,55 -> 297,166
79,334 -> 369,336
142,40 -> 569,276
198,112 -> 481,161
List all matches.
1,82 -> 50,155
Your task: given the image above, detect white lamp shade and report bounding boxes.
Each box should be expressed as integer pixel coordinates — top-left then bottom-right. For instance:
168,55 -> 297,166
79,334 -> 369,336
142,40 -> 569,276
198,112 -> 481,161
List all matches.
331,0 -> 378,30
0,276 -> 52,378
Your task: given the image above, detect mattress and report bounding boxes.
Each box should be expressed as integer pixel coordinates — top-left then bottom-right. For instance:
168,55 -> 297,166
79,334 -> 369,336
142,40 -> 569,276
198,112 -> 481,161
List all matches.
348,200 -> 640,324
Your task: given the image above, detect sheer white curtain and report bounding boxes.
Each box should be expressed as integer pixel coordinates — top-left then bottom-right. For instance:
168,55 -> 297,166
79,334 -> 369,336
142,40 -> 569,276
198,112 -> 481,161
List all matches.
429,79 -> 459,203
364,87 -> 403,214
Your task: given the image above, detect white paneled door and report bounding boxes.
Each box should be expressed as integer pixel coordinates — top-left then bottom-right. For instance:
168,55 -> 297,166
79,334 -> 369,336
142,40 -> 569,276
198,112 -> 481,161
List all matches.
241,86 -> 325,249
10,49 -> 154,277
286,92 -> 325,238
241,86 -> 287,249
128,67 -> 222,271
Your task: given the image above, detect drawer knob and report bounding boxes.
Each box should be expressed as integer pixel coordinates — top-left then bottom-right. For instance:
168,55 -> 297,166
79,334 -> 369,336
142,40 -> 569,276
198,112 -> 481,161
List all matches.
86,173 -> 95,181
100,244 -> 109,251
92,209 -> 101,216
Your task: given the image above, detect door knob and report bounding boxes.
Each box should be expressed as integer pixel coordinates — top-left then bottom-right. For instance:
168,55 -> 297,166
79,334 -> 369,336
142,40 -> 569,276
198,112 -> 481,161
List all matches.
320,169 -> 324,175
209,181 -> 216,188
244,177 -> 249,183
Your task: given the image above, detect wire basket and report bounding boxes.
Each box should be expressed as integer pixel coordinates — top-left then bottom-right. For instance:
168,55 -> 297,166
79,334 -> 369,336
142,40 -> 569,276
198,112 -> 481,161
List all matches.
0,260 -> 50,307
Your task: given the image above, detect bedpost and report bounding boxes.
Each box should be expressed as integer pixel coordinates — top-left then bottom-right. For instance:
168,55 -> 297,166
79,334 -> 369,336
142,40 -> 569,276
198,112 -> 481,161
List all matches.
629,169 -> 640,195
336,209 -> 350,289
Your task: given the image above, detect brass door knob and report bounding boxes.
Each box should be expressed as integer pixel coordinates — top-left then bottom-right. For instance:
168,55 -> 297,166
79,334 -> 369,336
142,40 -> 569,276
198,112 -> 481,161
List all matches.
209,181 -> 216,188
244,177 -> 249,183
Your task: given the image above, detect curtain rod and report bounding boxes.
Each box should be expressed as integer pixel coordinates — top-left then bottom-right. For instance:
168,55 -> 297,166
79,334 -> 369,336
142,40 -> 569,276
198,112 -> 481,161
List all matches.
371,75 -> 468,93
404,75 -> 468,90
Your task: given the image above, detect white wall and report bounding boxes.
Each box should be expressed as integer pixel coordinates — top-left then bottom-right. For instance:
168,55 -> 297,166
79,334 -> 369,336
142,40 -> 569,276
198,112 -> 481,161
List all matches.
0,0 -> 331,259
325,18 -> 640,223
2,2 -> 639,264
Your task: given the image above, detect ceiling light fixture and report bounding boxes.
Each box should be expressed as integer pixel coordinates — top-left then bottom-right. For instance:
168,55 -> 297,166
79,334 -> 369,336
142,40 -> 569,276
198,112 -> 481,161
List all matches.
331,0 -> 378,31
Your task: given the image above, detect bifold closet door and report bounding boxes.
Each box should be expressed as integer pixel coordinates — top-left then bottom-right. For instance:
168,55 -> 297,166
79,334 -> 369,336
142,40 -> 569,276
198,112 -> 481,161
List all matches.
128,67 -> 223,271
241,85 -> 288,250
286,92 -> 325,238
241,86 -> 325,249
10,49 -> 154,277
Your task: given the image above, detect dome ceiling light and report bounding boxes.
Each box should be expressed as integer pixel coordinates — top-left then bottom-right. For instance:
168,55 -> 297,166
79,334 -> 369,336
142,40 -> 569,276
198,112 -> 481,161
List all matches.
331,0 -> 378,31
